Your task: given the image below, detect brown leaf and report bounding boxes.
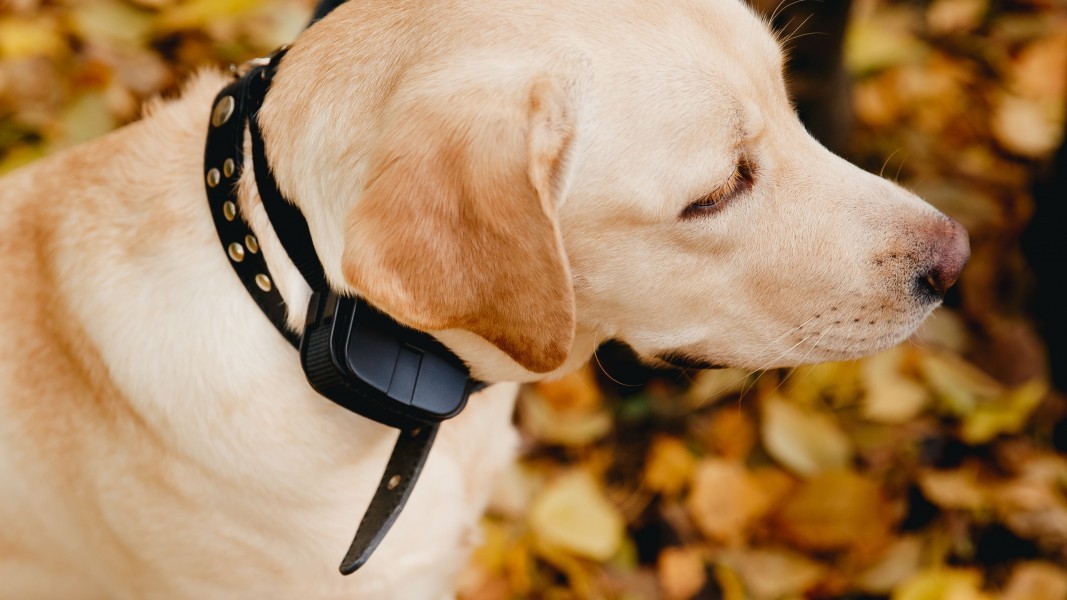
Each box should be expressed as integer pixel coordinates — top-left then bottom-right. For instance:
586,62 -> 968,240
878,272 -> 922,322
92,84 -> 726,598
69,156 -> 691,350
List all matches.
686,459 -> 769,545
657,546 -> 707,600
775,470 -> 892,556
1001,562 -> 1067,600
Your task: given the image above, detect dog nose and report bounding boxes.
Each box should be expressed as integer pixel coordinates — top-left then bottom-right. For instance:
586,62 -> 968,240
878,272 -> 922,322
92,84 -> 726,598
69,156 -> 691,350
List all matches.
918,217 -> 970,298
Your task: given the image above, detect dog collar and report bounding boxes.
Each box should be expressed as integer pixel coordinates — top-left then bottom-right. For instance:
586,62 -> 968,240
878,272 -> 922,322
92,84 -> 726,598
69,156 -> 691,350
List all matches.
203,43 -> 482,574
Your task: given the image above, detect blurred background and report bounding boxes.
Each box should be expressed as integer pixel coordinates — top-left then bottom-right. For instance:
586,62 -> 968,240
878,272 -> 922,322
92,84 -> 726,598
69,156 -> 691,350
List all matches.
1,0 -> 1064,598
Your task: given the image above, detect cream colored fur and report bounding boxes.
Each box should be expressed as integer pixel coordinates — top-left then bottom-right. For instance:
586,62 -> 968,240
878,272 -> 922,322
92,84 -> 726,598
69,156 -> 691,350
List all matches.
0,0 -> 966,597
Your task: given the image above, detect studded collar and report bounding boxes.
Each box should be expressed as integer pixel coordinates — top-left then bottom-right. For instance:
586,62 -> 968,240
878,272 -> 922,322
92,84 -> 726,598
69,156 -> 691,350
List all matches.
202,40 -> 479,575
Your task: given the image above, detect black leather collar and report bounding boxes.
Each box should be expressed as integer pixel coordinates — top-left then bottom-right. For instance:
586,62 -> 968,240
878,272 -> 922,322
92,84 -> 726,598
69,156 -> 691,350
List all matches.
202,16 -> 480,573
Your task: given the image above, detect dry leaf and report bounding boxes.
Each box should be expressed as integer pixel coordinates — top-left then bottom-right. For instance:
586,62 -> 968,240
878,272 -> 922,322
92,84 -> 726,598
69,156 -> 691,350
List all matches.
961,379 -> 1048,444
705,408 -> 756,460
1000,562 -> 1067,600
775,470 -> 892,555
855,536 -> 925,594
643,436 -> 697,496
917,467 -> 989,511
722,547 -> 825,600
684,368 -> 749,408
761,394 -> 853,476
686,459 -> 768,545
529,471 -> 625,562
926,0 -> 988,34
0,16 -> 67,60
657,546 -> 706,600
862,347 -> 930,424
892,569 -> 992,600
918,350 -> 1004,417
991,92 -> 1065,158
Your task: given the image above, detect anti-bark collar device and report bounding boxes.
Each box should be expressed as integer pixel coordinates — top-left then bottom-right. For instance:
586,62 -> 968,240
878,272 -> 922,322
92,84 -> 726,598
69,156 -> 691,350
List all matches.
202,0 -> 483,575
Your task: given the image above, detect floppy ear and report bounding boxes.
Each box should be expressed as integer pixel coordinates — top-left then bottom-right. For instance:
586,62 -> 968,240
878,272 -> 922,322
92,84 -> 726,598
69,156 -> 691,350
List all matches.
341,74 -> 577,373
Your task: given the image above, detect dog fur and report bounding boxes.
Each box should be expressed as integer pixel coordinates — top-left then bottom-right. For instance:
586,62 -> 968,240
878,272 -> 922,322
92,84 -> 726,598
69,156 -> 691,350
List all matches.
0,0 -> 968,597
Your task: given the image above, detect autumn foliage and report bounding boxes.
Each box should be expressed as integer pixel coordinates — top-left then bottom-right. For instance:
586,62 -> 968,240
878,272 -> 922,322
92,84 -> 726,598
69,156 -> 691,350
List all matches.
1,0 -> 1065,598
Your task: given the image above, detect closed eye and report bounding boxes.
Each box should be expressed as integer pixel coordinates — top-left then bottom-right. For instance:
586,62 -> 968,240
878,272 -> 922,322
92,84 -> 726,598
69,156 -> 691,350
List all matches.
681,156 -> 755,219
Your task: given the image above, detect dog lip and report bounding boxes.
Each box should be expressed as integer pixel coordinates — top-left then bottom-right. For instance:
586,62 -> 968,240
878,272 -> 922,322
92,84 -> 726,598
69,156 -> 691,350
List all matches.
655,352 -> 727,370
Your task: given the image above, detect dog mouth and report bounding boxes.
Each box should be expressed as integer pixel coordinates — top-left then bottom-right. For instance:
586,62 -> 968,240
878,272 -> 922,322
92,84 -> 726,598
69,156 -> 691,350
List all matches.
654,351 -> 727,371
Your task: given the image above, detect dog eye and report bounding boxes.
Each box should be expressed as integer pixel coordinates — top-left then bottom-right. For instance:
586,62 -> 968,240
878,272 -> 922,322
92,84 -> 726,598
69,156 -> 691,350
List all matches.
681,157 -> 755,219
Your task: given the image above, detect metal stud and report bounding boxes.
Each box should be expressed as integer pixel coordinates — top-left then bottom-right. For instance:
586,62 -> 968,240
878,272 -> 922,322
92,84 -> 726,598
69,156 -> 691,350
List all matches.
244,234 -> 259,254
387,475 -> 401,491
222,158 -> 235,178
211,95 -> 235,127
206,168 -> 221,188
222,201 -> 237,222
228,242 -> 245,263
255,274 -> 272,292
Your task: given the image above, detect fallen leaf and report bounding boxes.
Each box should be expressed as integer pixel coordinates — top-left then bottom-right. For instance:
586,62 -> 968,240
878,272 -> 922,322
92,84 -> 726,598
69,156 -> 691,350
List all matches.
657,546 -> 706,600
761,394 -> 853,476
855,536 -> 925,594
918,350 -> 1004,417
917,467 -> 990,511
643,436 -> 697,496
0,16 -> 67,60
892,569 -> 992,600
705,408 -> 756,460
775,470 -> 892,556
991,91 -> 1065,158
926,0 -> 988,34
961,379 -> 1048,444
686,459 -> 768,545
684,368 -> 749,408
722,547 -> 825,600
519,386 -> 612,447
529,471 -> 625,562
1000,562 -> 1067,600
862,347 -> 931,424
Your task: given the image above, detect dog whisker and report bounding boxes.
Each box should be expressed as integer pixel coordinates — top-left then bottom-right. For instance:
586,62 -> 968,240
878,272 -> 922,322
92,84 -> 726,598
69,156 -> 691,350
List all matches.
591,330 -> 644,388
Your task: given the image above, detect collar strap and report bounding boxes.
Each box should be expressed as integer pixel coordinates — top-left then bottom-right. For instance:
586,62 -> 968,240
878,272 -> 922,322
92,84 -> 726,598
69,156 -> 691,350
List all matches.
203,48 -> 475,575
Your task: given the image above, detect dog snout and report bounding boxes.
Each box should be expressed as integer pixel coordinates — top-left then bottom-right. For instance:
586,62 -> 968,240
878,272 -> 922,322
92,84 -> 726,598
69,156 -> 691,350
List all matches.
915,217 -> 970,300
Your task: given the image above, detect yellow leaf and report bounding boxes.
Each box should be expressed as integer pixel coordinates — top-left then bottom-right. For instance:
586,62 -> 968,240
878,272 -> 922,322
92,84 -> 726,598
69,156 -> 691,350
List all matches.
713,565 -> 747,600
861,347 -> 930,424
961,379 -> 1048,444
57,92 -> 117,147
855,536 -> 924,594
68,2 -> 154,47
918,350 -> 1003,417
722,548 -> 825,600
761,395 -> 853,476
529,471 -> 625,562
643,436 -> 696,496
156,0 -> 262,31
0,17 -> 66,60
684,368 -> 749,408
892,569 -> 992,600
846,18 -> 929,76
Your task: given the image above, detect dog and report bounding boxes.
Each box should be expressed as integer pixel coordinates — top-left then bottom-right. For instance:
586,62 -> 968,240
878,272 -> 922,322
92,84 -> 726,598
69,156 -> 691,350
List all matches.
0,0 -> 969,597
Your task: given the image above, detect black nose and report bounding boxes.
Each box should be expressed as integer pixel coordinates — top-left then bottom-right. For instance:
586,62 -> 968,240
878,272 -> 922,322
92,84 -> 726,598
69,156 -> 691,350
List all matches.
916,218 -> 970,299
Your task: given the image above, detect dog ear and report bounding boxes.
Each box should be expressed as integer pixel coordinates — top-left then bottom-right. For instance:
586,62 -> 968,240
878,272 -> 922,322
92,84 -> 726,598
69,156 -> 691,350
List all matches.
341,74 -> 577,373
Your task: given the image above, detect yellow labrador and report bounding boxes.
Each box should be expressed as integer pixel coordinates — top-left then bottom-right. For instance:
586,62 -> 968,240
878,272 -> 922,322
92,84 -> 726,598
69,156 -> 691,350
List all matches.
0,0 -> 968,597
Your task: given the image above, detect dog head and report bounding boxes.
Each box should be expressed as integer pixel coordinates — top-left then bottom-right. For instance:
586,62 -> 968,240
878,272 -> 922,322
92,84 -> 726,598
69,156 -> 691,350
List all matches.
257,0 -> 968,381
